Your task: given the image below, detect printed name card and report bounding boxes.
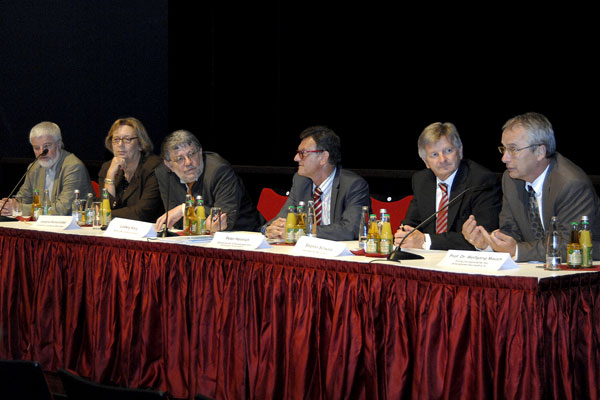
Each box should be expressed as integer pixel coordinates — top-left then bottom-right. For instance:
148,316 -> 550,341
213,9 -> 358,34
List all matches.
34,215 -> 81,230
290,236 -> 353,258
437,250 -> 519,271
104,218 -> 157,239
212,232 -> 272,249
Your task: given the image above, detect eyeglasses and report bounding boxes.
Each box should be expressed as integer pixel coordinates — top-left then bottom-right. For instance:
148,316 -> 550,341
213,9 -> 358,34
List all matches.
170,149 -> 199,165
112,136 -> 138,145
498,144 -> 541,157
32,142 -> 56,153
296,149 -> 324,160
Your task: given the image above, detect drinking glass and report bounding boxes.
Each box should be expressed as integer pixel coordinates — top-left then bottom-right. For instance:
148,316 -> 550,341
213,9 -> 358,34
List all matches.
209,207 -> 222,234
92,202 -> 102,229
11,196 -> 22,217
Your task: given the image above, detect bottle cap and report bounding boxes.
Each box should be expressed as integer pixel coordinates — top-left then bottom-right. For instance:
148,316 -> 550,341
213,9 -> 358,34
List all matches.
581,215 -> 589,222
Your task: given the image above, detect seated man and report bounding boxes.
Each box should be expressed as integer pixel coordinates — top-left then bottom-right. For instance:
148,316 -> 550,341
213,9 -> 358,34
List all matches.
394,122 -> 502,250
155,130 -> 262,232
264,125 -> 370,241
1,121 -> 94,216
462,112 -> 600,261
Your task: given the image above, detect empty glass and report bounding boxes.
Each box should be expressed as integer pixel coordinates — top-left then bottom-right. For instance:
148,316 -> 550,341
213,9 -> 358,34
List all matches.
11,196 -> 22,217
92,202 -> 102,229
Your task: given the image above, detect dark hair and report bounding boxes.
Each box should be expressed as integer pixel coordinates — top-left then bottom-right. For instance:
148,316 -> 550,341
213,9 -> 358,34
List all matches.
299,125 -> 342,165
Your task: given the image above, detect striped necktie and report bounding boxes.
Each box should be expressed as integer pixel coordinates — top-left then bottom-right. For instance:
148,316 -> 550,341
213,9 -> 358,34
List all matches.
313,187 -> 323,225
436,183 -> 448,234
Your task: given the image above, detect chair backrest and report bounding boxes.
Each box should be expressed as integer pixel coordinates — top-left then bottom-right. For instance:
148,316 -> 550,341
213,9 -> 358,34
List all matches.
58,369 -> 166,400
0,359 -> 53,400
257,187 -> 288,222
370,195 -> 413,230
91,180 -> 100,198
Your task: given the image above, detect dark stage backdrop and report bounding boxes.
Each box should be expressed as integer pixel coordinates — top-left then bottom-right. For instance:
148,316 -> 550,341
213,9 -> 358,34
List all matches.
2,2 -> 599,199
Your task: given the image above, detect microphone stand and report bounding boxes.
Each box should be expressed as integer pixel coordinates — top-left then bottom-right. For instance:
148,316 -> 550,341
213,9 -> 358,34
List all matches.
387,183 -> 490,262
161,169 -> 171,237
0,149 -> 48,220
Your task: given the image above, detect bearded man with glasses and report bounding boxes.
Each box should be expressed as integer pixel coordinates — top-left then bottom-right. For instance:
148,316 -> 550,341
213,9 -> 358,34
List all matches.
462,112 -> 600,262
1,121 -> 94,217
154,129 -> 262,232
263,125 -> 370,241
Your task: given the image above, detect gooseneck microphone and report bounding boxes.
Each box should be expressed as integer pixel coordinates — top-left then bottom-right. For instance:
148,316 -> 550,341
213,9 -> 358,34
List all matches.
160,169 -> 177,237
0,149 -> 49,219
387,183 -> 493,262
161,169 -> 171,237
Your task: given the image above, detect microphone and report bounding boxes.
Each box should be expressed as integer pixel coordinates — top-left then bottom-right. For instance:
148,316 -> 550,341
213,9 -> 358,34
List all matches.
387,183 -> 493,262
0,149 -> 49,220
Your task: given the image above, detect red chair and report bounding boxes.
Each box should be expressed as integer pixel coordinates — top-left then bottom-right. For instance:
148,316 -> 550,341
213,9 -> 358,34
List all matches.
370,195 -> 413,230
257,187 -> 288,222
91,180 -> 100,198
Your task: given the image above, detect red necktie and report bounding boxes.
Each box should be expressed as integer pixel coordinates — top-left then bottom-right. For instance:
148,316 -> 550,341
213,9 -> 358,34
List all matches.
313,187 -> 323,225
436,183 -> 448,234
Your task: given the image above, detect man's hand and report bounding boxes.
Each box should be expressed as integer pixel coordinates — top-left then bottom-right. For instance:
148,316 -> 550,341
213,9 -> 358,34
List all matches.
480,228 -> 517,257
461,215 -> 488,249
265,217 -> 286,239
155,204 -> 184,231
394,225 -> 425,249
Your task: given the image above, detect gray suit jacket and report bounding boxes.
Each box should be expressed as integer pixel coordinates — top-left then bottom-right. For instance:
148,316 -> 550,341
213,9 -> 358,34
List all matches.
16,150 -> 94,216
499,152 -> 600,262
269,168 -> 370,241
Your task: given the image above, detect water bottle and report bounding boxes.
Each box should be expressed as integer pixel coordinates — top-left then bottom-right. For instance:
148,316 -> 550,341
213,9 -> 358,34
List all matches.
42,189 -> 51,215
358,206 -> 369,251
545,216 -> 562,270
72,189 -> 83,225
306,200 -> 316,237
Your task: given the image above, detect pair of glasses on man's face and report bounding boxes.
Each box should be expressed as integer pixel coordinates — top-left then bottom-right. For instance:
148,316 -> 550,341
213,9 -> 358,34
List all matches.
33,142 -> 56,153
296,149 -> 324,160
170,149 -> 199,165
497,143 -> 541,157
112,136 -> 138,145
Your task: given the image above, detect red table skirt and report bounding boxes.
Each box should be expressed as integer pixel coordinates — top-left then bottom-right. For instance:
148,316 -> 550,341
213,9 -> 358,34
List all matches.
1,227 -> 599,399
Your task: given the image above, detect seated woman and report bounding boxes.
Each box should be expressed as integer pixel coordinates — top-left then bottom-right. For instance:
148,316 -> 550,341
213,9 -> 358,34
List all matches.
98,117 -> 164,222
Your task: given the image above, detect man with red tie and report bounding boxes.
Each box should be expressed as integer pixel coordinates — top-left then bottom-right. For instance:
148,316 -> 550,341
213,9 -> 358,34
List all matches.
394,122 -> 502,250
263,125 -> 370,241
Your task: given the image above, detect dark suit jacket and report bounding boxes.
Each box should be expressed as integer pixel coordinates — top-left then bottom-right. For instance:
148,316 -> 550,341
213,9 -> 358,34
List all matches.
98,154 -> 164,222
499,152 -> 600,262
403,159 -> 502,250
269,168 -> 370,241
155,152 -> 262,231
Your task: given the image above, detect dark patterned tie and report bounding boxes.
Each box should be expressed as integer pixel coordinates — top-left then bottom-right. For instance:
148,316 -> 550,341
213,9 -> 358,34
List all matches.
436,183 -> 448,234
527,186 -> 544,240
313,187 -> 323,225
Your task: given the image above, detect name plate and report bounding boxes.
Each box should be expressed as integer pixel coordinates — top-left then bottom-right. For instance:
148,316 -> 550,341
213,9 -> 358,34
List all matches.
211,231 -> 272,249
104,217 -> 157,239
290,236 -> 353,258
437,250 -> 519,271
34,215 -> 81,230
